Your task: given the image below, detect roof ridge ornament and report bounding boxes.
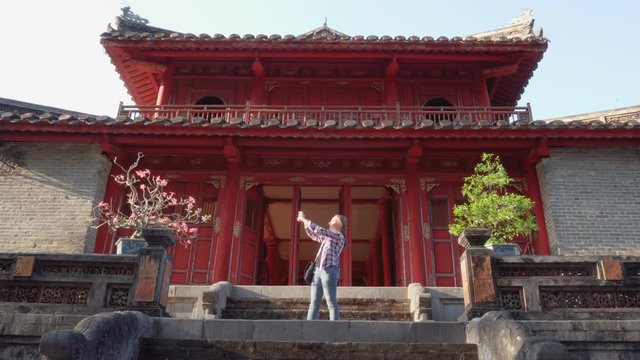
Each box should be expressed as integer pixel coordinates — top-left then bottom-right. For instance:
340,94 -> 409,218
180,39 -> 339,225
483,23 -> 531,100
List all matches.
121,7 -> 149,25
298,19 -> 350,40
467,9 -> 543,40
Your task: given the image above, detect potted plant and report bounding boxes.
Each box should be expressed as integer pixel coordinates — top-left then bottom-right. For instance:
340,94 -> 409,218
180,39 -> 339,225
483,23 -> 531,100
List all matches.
449,153 -> 537,256
91,153 -> 211,254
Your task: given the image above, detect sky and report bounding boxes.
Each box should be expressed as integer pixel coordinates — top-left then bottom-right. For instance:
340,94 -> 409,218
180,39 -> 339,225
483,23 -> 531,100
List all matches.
1,0 -> 638,120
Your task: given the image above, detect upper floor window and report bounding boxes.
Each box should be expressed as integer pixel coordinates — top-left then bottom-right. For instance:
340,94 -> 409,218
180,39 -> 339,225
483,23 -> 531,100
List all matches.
423,98 -> 454,108
194,96 -> 225,120
195,96 -> 225,105
423,98 -> 455,123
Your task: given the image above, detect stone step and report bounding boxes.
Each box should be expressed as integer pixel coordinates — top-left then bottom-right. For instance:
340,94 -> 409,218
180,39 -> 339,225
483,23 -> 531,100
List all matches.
223,297 -> 411,320
222,309 -> 412,321
523,319 -> 640,342
152,318 -> 467,344
140,339 -> 478,360
523,319 -> 640,359
226,297 -> 410,306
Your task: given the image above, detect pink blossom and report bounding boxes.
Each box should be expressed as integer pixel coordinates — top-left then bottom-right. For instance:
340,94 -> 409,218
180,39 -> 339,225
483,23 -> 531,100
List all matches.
91,153 -> 208,247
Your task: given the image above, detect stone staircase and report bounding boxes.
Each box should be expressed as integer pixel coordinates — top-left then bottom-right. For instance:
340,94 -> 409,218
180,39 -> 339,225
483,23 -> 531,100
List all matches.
139,318 -> 476,360
524,319 -> 640,359
222,297 -> 412,321
140,339 -> 477,359
139,284 -> 476,359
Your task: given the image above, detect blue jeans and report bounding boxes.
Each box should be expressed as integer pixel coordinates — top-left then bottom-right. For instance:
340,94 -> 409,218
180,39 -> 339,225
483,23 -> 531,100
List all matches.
307,265 -> 340,320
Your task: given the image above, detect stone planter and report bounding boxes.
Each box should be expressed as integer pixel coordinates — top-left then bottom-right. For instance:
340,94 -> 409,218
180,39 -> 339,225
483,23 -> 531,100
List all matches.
141,227 -> 176,249
115,237 -> 147,255
484,243 -> 521,256
458,228 -> 492,248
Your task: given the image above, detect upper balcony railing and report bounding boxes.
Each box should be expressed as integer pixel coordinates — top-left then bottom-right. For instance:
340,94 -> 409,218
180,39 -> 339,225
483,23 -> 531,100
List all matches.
117,103 -> 533,128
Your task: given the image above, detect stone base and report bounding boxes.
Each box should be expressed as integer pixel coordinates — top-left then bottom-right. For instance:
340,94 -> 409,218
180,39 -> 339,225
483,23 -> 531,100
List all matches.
484,243 -> 521,256
116,238 -> 147,254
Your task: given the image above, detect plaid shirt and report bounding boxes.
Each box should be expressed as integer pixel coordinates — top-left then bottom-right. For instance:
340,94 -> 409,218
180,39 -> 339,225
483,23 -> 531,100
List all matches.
305,221 -> 345,269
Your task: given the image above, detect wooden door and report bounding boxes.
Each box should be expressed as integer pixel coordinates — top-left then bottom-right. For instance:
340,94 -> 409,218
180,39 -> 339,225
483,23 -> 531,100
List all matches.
236,186 -> 265,285
169,182 -> 218,285
426,182 -> 463,286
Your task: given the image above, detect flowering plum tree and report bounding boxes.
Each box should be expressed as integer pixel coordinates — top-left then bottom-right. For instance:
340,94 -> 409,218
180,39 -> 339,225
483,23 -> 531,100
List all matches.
92,153 -> 211,246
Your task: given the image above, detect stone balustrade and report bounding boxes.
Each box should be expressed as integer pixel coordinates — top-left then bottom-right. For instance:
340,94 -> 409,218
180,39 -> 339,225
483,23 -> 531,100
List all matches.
0,247 -> 173,317
458,232 -> 640,320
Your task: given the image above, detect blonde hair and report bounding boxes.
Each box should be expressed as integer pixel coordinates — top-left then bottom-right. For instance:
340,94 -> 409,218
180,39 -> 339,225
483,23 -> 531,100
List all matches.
336,215 -> 348,236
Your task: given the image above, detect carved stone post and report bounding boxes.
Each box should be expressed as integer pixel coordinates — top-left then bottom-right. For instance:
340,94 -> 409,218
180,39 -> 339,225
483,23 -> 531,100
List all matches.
131,227 -> 175,317
458,228 -> 502,320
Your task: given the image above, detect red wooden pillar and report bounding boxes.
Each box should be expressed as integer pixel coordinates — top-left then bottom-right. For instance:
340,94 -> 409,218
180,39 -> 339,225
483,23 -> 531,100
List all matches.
384,56 -> 399,107
406,143 -> 427,285
340,186 -> 353,286
369,238 -> 381,286
419,177 -> 436,286
378,197 -> 393,286
251,56 -> 265,105
265,237 -> 280,285
526,143 -> 551,255
212,140 -> 241,282
155,63 -> 174,106
288,185 -> 301,285
94,142 -> 128,254
476,76 -> 492,107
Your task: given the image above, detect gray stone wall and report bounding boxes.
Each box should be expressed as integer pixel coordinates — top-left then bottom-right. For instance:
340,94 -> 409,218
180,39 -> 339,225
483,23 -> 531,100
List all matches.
537,148 -> 640,255
0,142 -> 110,253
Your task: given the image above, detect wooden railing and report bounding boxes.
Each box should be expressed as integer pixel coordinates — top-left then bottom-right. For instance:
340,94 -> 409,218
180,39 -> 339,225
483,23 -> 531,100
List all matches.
117,103 -> 533,127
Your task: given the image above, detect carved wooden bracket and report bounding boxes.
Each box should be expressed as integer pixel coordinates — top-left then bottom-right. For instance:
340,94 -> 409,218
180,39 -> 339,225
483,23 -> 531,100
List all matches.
388,178 -> 406,193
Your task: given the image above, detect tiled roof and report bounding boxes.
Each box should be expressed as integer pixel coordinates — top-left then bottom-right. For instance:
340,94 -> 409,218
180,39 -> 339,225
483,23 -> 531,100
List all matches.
2,111 -> 639,133
0,97 -> 92,117
102,8 -> 547,45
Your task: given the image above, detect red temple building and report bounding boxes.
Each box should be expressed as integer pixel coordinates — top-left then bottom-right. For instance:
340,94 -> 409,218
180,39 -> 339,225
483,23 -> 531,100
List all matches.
1,9 -> 639,290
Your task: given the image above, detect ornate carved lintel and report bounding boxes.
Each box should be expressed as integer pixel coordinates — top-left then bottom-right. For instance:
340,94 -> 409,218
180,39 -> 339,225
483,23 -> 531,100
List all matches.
233,221 -> 241,238
240,176 -> 258,191
208,176 -> 226,190
339,177 -> 357,183
289,176 -> 305,183
511,177 -> 528,193
420,177 -> 440,192
265,81 -> 279,93
402,225 -> 410,242
388,178 -> 407,194
422,223 -> 431,240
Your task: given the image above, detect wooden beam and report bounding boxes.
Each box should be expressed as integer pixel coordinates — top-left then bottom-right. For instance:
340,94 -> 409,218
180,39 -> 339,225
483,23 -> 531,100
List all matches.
482,63 -> 519,78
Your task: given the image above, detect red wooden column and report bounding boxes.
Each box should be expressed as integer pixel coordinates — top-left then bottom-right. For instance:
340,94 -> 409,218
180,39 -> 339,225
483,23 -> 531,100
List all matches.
155,63 -> 174,106
265,237 -> 280,285
384,56 -> 399,107
340,186 -> 353,286
418,177 -> 436,286
406,143 -> 427,285
378,197 -> 393,286
526,142 -> 551,255
288,185 -> 301,285
212,140 -> 241,282
94,141 -> 128,254
251,56 -> 265,105
369,237 -> 381,286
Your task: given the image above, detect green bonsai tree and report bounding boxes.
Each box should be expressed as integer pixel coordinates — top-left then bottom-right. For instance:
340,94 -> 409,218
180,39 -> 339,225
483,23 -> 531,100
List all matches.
449,153 -> 537,244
